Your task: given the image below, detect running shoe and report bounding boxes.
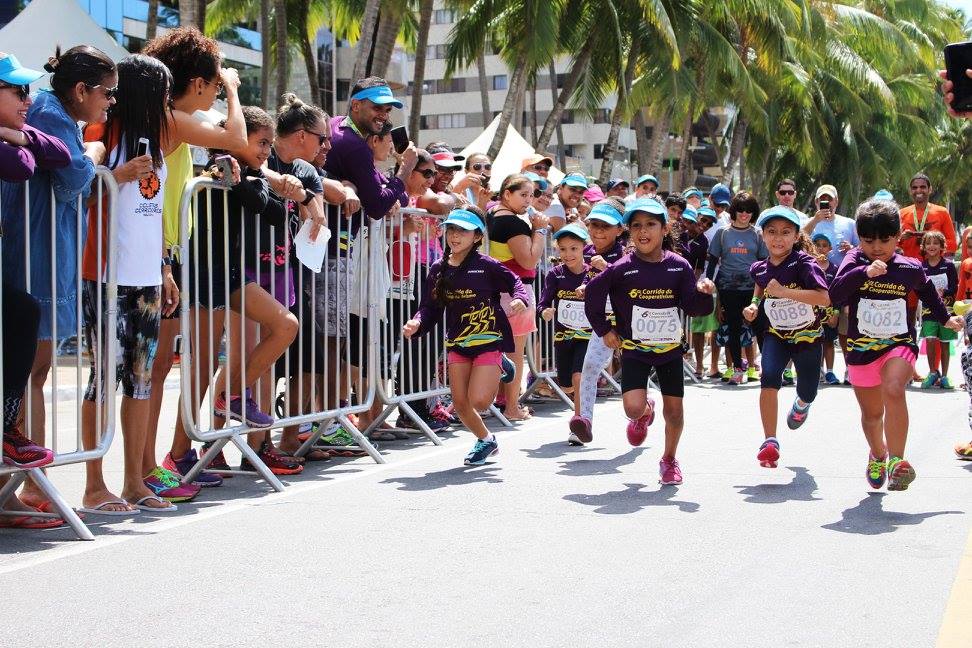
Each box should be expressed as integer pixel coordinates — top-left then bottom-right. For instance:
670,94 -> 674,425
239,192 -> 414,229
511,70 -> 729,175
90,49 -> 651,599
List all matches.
659,456 -> 683,485
568,415 -> 593,444
163,449 -> 223,487
143,466 -> 200,502
625,397 -> 655,446
1,428 -> 54,469
887,456 -> 916,491
746,366 -> 760,382
921,371 -> 941,390
786,399 -> 811,430
200,442 -> 233,477
782,368 -> 795,386
464,435 -> 498,465
729,369 -> 746,385
757,438 -> 780,468
318,425 -> 368,456
866,453 -> 888,489
240,442 -> 303,476
824,371 -> 840,385
567,432 -> 584,447
215,389 -> 274,428
500,354 -> 516,383
430,403 -> 461,425
397,413 -> 450,433
721,367 -> 733,382
940,376 -> 954,390
954,441 -> 972,460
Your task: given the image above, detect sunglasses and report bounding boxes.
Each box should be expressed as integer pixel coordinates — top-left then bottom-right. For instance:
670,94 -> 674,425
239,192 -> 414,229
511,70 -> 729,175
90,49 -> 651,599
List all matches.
85,83 -> 119,100
301,129 -> 329,146
471,163 -> 491,172
533,189 -> 545,198
198,77 -> 225,95
778,189 -> 795,196
436,165 -> 456,174
413,168 -> 436,179
0,83 -> 29,101
531,163 -> 551,172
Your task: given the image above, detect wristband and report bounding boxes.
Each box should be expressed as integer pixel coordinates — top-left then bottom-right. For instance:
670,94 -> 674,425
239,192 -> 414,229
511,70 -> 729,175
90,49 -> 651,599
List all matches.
533,228 -> 548,236
751,296 -> 762,306
300,191 -> 317,206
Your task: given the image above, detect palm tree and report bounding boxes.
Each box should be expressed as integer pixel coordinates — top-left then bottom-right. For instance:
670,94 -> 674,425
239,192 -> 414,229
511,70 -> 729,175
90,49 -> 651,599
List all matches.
351,0 -> 381,81
179,0 -> 208,29
274,0 -> 288,109
476,45 -> 490,126
146,0 -> 160,40
409,0 -> 434,139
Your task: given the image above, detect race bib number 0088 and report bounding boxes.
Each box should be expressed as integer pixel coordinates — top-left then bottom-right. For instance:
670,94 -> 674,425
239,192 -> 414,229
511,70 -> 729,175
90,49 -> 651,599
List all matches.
857,297 -> 907,338
764,297 -> 814,331
631,305 -> 682,343
557,300 -> 590,330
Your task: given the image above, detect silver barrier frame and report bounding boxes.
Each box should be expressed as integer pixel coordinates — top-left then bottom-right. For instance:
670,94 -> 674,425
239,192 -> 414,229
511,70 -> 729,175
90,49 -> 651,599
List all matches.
0,168 -> 120,541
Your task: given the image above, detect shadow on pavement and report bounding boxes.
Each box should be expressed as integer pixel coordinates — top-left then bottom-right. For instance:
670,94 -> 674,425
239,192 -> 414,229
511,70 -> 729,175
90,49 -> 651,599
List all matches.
821,493 -> 962,535
521,441 -> 602,460
380,464 -> 502,491
557,448 -> 647,477
564,482 -> 700,514
734,466 -> 821,504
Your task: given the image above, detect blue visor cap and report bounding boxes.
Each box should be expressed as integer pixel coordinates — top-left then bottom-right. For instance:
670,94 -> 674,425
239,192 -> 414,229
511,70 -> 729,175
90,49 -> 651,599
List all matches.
523,172 -> 549,191
443,209 -> 485,232
350,85 -> 404,109
607,178 -> 629,191
0,55 -> 44,85
873,189 -> 894,201
560,173 -> 589,189
709,183 -> 732,206
635,174 -> 659,188
623,198 -> 667,225
756,206 -> 802,229
698,207 -> 717,219
682,188 -> 703,200
681,207 -> 699,223
553,223 -> 590,242
585,202 -> 623,226
811,232 -> 834,247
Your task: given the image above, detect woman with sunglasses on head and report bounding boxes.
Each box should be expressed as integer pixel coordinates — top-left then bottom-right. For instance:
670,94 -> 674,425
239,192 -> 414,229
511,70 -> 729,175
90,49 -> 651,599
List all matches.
0,45 -> 116,513
0,52 -> 72,529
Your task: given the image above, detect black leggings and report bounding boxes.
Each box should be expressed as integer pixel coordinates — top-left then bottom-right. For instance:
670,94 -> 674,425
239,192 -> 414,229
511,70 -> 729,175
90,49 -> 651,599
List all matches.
2,283 -> 40,432
720,288 -> 754,370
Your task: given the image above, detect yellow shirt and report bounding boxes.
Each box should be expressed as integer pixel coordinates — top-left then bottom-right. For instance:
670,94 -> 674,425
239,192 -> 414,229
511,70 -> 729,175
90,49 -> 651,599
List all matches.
162,142 -> 193,257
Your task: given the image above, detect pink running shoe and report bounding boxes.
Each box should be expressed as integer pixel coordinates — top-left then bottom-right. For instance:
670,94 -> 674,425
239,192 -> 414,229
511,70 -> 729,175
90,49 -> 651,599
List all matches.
659,456 -> 683,485
626,397 -> 655,446
569,415 -> 593,444
757,438 -> 780,468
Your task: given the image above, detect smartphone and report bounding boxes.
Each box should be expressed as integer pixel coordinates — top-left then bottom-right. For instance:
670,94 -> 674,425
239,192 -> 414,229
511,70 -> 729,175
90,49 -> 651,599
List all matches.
214,154 -> 234,187
136,137 -> 149,158
820,199 -> 830,210
390,126 -> 409,154
480,176 -> 490,188
945,41 -> 972,113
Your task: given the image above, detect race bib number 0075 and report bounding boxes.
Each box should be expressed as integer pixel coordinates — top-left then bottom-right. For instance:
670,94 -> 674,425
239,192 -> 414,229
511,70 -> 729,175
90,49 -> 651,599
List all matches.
631,305 -> 682,343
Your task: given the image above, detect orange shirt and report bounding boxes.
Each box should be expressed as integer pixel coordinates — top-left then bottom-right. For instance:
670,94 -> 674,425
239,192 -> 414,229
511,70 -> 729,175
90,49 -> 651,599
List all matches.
958,257 -> 972,302
899,203 -> 956,258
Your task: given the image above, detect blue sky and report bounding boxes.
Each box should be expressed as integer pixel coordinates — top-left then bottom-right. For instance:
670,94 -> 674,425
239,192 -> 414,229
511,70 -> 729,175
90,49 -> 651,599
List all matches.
943,0 -> 972,19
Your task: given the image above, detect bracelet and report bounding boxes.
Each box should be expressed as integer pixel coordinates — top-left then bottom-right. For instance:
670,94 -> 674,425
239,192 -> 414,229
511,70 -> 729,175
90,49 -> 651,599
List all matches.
751,296 -> 762,306
533,228 -> 548,236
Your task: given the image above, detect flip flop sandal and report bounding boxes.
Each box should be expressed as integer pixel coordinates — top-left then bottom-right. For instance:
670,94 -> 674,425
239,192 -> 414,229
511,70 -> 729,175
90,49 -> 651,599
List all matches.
301,448 -> 331,461
128,495 -> 179,513
390,430 -> 411,440
78,499 -> 140,516
0,513 -> 66,529
328,447 -> 369,457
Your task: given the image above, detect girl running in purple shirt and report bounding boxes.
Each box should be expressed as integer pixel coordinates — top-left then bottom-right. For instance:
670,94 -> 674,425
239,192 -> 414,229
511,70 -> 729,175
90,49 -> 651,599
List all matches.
830,199 -> 963,491
404,207 -> 529,466
743,207 -> 831,468
585,198 -> 715,485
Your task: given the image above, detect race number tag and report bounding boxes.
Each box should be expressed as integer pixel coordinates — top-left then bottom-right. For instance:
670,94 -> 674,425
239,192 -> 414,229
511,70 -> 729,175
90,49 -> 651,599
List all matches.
557,300 -> 590,330
764,297 -> 814,331
858,298 -> 907,338
631,306 -> 682,343
930,273 -> 948,293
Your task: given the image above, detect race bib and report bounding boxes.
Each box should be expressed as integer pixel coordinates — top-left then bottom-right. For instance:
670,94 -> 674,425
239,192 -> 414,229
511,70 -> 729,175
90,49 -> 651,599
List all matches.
764,297 -> 815,331
858,298 -> 907,338
631,305 -> 682,343
930,273 -> 948,293
557,300 -> 591,330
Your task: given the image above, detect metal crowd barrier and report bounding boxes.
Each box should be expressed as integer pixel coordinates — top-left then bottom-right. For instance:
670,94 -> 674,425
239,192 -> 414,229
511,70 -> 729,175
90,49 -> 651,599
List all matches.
175,179 -> 383,492
0,168 -> 120,540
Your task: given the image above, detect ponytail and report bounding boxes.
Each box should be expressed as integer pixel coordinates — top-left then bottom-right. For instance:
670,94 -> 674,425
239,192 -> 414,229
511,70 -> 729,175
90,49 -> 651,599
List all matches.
44,45 -> 116,108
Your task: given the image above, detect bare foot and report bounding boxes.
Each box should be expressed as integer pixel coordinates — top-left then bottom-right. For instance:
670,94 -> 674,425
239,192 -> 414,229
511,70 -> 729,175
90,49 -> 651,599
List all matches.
82,488 -> 136,513
18,484 -> 51,511
504,408 -> 532,421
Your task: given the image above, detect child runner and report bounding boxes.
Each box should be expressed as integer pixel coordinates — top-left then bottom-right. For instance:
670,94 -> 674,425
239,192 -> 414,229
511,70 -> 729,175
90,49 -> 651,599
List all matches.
918,230 -> 958,389
538,223 -> 592,445
830,198 -> 963,490
403,207 -> 527,466
954,299 -> 972,459
585,198 -> 715,485
569,198 -> 626,443
812,233 -> 841,384
743,207 -> 831,468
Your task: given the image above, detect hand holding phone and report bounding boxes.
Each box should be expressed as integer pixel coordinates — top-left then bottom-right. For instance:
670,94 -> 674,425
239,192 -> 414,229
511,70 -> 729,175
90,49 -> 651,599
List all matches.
945,42 -> 972,114
214,155 -> 235,187
391,126 -> 409,154
136,137 -> 150,158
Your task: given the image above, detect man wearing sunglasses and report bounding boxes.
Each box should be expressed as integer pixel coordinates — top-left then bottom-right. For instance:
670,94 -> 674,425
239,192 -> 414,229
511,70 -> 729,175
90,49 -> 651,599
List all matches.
544,172 -> 588,233
520,153 -> 554,179
760,178 -> 809,227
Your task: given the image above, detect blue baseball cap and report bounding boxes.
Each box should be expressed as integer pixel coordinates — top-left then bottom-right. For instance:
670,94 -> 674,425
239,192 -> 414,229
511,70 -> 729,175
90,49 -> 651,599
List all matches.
811,232 -> 834,247
523,171 -> 549,192
709,183 -> 732,206
553,223 -> 590,242
681,207 -> 698,223
623,197 -> 667,225
349,84 -> 404,109
873,189 -> 894,201
442,208 -> 485,232
682,188 -> 703,200
635,174 -> 659,188
756,205 -> 802,229
560,173 -> 589,189
698,207 -> 717,220
607,178 -> 630,191
585,202 -> 623,226
0,54 -> 44,85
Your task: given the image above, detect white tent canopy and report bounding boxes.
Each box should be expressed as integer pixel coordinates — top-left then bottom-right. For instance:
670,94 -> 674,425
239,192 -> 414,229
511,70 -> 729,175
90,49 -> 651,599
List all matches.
0,0 -> 130,88
458,116 -> 565,191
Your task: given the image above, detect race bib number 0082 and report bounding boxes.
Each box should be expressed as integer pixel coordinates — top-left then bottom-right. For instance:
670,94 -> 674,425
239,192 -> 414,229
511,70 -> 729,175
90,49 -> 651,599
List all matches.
858,297 -> 907,338
631,305 -> 682,343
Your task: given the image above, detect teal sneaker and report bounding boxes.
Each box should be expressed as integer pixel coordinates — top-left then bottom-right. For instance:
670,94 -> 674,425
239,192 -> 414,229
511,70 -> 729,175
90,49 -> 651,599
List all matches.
921,371 -> 940,389
940,376 -> 954,390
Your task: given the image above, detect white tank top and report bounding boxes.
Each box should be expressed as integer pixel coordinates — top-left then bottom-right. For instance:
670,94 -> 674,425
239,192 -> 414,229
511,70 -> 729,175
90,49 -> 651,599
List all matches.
109,140 -> 167,287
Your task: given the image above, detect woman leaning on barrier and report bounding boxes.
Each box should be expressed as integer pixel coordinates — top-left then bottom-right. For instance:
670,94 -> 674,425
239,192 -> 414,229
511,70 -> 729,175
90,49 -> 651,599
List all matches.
0,45 -> 116,513
0,52 -> 71,530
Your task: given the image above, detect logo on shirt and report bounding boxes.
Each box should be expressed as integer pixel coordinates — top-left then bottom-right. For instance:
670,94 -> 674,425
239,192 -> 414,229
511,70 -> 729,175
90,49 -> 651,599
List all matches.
139,171 -> 161,200
623,270 -> 639,276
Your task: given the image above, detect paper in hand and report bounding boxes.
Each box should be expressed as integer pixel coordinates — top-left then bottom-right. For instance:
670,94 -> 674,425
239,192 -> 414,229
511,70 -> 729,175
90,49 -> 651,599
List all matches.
294,219 -> 330,273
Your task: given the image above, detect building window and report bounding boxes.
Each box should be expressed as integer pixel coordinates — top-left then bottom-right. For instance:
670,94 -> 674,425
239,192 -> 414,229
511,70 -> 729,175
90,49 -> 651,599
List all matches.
426,44 -> 449,59
594,144 -> 604,158
433,9 -> 455,24
594,108 -> 611,124
421,113 -> 468,129
560,110 -> 575,124
492,75 -> 507,90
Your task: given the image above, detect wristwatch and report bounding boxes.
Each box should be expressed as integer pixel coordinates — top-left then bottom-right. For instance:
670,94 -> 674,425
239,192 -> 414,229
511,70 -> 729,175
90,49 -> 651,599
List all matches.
161,255 -> 172,267
300,191 -> 317,206
533,228 -> 548,236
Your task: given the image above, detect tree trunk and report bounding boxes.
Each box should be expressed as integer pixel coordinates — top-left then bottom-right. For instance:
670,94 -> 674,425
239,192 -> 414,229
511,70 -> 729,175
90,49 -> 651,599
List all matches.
548,61 -> 566,168
704,110 -> 726,182
370,7 -> 403,78
476,46 -> 490,126
408,0 -> 433,139
723,113 -> 748,186
529,76 -> 538,145
633,111 -> 650,174
296,0 -> 320,106
146,0 -> 159,41
196,0 -> 206,31
274,0 -> 288,111
351,0 -> 381,82
536,37 -> 595,152
598,39 -> 639,184
677,98 -> 696,190
487,62 -> 527,159
260,0 -> 271,109
646,110 -> 670,175
178,0 -> 198,27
